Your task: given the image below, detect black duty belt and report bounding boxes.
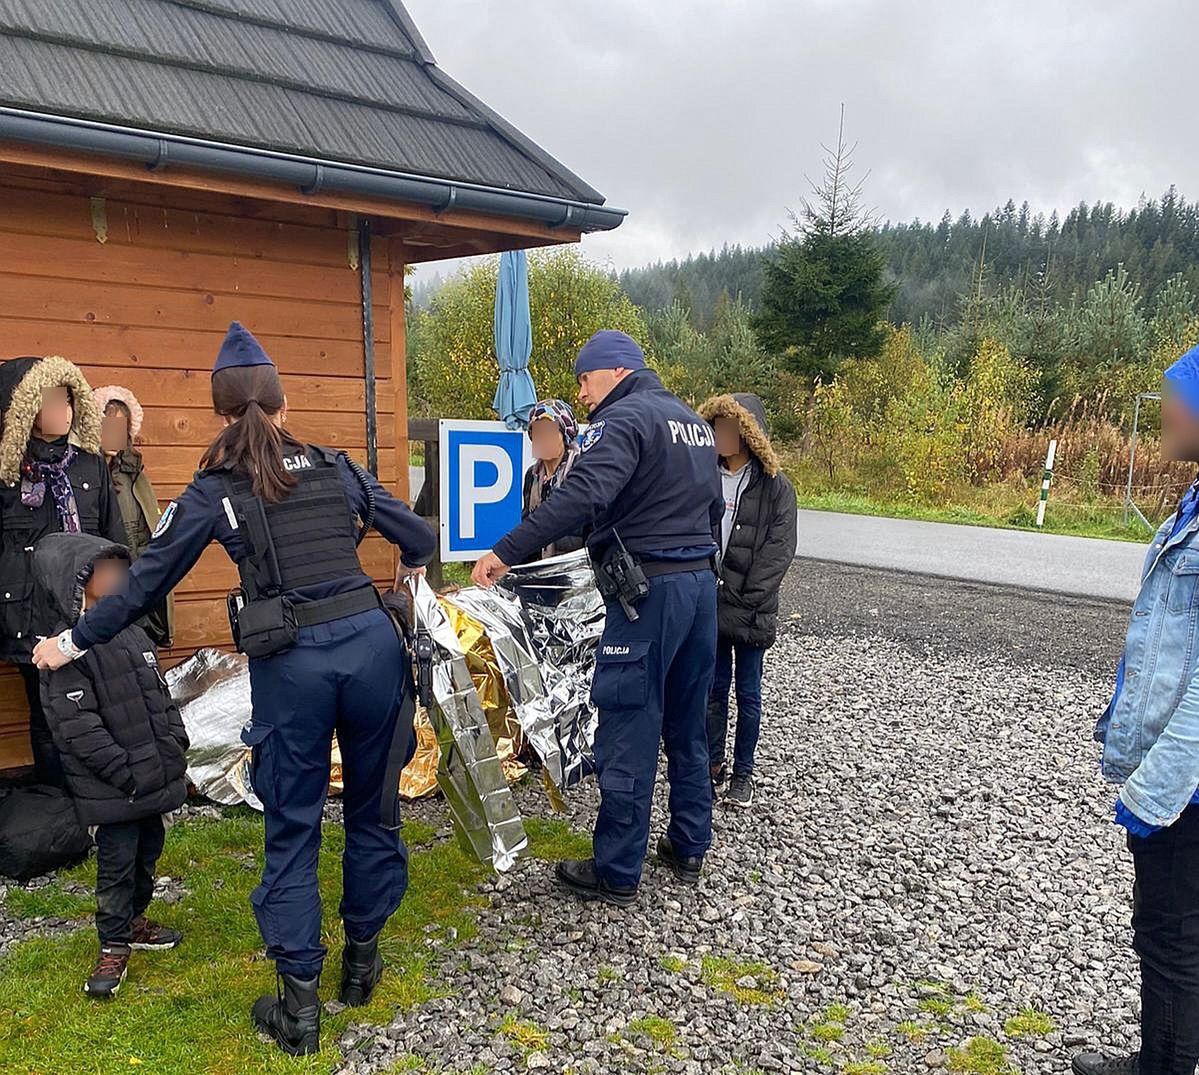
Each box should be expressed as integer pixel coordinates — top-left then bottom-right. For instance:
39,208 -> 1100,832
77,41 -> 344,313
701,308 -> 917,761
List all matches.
641,558 -> 714,579
292,585 -> 382,628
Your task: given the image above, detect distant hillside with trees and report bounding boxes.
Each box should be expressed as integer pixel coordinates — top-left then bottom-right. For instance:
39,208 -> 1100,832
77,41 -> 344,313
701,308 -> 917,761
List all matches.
620,187 -> 1199,336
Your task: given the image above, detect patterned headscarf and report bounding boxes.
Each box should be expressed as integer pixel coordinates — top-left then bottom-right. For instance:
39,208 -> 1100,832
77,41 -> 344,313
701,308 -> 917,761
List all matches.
528,398 -> 579,451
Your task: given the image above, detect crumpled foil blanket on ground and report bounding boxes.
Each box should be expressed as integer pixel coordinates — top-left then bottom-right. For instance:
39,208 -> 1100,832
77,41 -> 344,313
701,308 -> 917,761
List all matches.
165,649 -> 261,810
168,551 -> 603,872
410,576 -> 528,871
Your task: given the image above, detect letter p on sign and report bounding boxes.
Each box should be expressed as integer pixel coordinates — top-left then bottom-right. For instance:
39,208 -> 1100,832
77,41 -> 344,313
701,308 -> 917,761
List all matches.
458,443 -> 512,540
438,421 -> 533,561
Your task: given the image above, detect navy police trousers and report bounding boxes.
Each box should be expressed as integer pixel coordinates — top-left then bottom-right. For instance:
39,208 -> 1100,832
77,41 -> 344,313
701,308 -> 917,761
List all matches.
591,568 -> 717,889
243,607 -> 412,978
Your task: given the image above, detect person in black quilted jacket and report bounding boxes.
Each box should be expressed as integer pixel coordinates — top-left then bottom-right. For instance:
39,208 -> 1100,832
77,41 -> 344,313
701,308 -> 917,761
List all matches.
35,531 -> 189,999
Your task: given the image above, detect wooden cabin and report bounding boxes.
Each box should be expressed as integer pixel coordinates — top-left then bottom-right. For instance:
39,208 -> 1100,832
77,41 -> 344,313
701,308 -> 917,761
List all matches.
0,0 -> 624,770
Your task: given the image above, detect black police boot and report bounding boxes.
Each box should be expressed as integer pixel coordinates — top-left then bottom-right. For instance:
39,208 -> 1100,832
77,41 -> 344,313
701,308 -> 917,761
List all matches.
339,930 -> 383,1007
252,972 -> 321,1057
553,859 -> 638,907
1071,1052 -> 1139,1075
656,835 -> 703,885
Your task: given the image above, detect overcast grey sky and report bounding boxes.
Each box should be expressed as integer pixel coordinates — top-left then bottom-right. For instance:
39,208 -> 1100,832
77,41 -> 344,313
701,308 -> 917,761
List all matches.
405,0 -> 1198,273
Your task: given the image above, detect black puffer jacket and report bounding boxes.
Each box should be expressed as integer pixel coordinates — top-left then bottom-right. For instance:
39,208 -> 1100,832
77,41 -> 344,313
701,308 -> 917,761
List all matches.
0,356 -> 124,663
35,532 -> 188,826
699,393 -> 797,649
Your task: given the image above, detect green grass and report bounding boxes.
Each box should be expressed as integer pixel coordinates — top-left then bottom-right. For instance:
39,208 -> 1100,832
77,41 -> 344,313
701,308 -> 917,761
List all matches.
437,561 -> 473,588
866,1040 -> 892,1059
658,954 -> 688,974
0,810 -> 483,1075
919,997 -> 955,1017
946,1037 -> 1014,1075
623,1015 -> 678,1051
825,1003 -> 852,1023
810,1022 -> 845,1043
799,1043 -> 833,1065
498,1015 -> 549,1054
842,1063 -> 886,1075
794,488 -> 1148,543
896,1020 -> 929,1043
700,955 -> 784,1005
521,817 -> 593,861
964,992 -> 989,1014
596,965 -> 622,984
1003,1009 -> 1055,1038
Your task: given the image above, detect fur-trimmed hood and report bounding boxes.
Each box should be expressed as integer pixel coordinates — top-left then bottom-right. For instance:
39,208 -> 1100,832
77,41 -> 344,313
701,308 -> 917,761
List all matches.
698,392 -> 780,477
93,384 -> 144,441
0,356 -> 101,484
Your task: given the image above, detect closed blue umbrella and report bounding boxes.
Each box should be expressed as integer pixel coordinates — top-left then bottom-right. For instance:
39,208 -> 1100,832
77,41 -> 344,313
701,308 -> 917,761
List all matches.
492,249 -> 537,430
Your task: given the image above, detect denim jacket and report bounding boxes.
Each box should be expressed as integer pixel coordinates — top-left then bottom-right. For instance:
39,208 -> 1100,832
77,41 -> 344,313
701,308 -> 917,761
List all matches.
1097,505 -> 1199,826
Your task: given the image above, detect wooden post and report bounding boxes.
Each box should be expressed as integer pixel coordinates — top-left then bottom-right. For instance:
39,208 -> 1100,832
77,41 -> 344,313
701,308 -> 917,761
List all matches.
409,417 -> 443,588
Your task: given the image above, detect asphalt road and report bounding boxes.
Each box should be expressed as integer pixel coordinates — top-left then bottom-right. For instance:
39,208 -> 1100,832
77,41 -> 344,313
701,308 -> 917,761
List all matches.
409,459 -> 1147,601
796,509 -> 1147,602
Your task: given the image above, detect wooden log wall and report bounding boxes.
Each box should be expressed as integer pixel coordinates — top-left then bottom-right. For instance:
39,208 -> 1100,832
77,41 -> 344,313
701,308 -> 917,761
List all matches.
0,166 -> 408,770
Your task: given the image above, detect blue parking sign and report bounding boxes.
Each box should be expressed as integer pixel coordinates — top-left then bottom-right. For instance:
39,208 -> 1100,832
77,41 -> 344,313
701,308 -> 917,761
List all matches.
439,420 -> 533,561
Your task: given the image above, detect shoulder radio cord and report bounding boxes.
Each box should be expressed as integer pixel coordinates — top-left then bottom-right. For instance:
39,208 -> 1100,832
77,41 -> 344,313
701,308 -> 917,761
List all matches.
344,455 -> 377,546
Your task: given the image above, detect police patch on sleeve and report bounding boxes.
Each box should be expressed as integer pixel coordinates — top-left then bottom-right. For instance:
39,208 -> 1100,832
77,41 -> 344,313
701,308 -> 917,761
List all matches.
152,501 -> 178,540
580,420 -> 606,453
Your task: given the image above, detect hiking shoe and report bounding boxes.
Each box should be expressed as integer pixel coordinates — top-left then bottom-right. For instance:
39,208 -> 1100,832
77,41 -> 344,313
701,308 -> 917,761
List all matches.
252,973 -> 321,1057
656,835 -> 703,885
1071,1053 -> 1139,1075
84,944 -> 130,998
726,774 -> 754,809
340,931 -> 384,1007
130,916 -> 182,951
553,859 -> 638,907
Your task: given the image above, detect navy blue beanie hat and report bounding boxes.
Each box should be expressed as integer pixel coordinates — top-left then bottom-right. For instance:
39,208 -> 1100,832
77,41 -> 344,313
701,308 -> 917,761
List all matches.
573,330 -> 646,377
213,321 -> 275,375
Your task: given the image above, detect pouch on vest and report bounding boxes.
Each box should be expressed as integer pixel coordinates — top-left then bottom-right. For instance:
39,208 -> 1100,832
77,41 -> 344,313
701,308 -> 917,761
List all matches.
230,592 -> 298,658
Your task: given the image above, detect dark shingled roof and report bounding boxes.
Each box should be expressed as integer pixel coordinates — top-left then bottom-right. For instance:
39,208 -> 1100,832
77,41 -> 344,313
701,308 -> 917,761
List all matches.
0,0 -> 609,208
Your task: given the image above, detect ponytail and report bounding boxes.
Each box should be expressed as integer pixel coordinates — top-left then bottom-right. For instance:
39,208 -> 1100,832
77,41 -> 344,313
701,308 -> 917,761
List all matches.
199,365 -> 298,502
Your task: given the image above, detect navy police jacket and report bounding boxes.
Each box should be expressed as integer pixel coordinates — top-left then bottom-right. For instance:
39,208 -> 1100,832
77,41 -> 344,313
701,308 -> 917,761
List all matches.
73,447 -> 435,651
494,370 -> 723,566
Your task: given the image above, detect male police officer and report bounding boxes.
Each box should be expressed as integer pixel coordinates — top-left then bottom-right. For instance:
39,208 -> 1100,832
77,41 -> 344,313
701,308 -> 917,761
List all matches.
473,330 -> 723,904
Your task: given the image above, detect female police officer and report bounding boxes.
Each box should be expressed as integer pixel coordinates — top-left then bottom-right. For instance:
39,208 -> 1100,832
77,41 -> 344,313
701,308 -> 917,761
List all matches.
35,322 -> 435,1056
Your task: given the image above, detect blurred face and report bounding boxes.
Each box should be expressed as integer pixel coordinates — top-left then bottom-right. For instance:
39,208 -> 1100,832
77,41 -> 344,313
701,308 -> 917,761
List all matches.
33,386 -> 73,440
713,416 -> 744,460
85,558 -> 127,602
529,417 -> 565,463
577,368 -> 628,412
101,403 -> 131,455
1162,387 -> 1199,462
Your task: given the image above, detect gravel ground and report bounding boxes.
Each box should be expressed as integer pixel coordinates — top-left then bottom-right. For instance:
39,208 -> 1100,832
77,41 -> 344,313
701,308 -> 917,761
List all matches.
339,561 -> 1141,1075
2,560 -> 1143,1073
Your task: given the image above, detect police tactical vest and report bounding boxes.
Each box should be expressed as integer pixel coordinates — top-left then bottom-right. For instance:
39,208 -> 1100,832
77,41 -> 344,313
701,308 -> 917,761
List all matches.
223,445 -> 368,597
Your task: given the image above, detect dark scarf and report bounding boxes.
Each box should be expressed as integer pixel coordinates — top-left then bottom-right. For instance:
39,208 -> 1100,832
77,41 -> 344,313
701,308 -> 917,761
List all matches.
20,437 -> 81,532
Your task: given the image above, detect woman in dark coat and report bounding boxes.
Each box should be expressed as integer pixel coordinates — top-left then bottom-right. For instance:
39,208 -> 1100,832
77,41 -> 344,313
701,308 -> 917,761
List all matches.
0,355 -> 124,785
698,392 -> 797,809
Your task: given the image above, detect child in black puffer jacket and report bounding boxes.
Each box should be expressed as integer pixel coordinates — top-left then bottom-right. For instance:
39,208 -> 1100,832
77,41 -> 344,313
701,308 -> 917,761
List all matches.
35,531 -> 189,999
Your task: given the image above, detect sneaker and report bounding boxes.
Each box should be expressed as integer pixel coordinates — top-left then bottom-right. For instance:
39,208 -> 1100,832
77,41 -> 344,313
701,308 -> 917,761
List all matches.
726,774 -> 754,809
130,916 -> 182,951
84,944 -> 130,998
710,763 -> 728,790
1071,1053 -> 1139,1075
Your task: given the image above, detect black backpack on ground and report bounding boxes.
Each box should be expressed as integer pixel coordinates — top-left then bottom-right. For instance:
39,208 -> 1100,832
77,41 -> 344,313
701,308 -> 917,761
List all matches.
0,784 -> 92,882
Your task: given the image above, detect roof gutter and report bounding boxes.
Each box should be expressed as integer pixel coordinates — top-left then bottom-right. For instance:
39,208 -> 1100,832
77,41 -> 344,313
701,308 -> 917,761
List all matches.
0,107 -> 628,233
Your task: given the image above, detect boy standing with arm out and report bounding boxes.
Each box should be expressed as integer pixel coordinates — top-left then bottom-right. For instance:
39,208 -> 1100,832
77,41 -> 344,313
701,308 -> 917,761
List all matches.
34,532 -> 189,999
